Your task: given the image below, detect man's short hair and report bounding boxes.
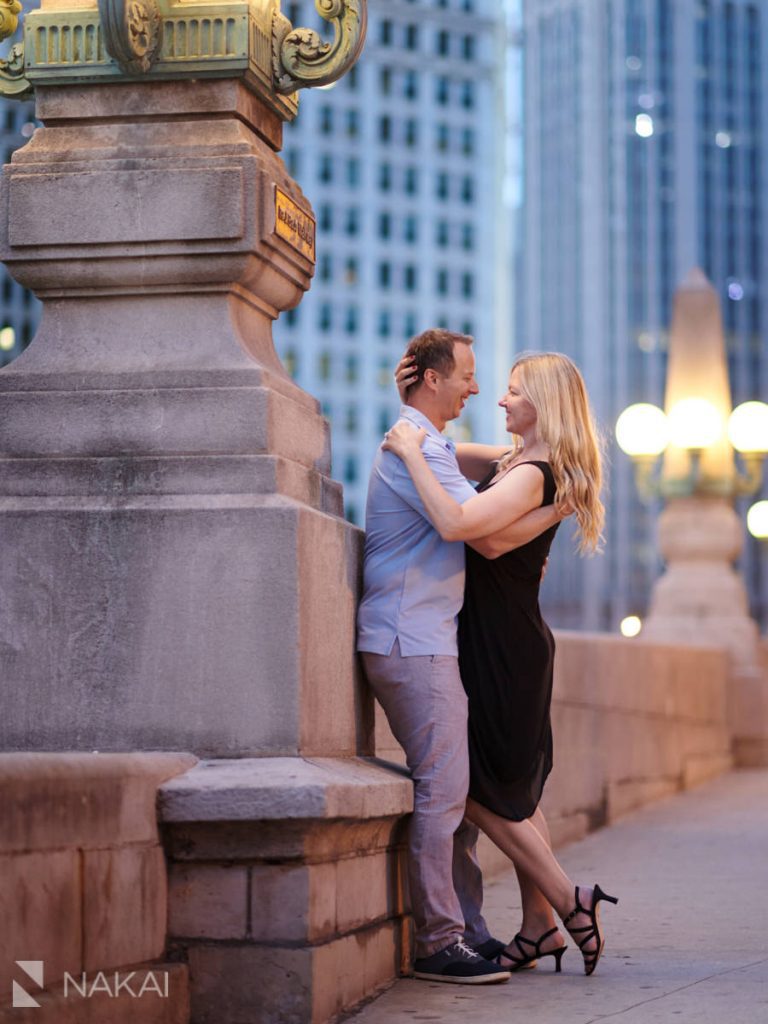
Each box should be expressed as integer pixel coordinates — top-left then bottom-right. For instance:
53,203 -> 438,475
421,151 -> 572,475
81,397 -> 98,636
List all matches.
404,329 -> 474,399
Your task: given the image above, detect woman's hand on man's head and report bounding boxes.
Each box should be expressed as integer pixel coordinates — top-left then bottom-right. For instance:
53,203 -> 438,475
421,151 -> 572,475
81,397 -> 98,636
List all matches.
394,354 -> 418,403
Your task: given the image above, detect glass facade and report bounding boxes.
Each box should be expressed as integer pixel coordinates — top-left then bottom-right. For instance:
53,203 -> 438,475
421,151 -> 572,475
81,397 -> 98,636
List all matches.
521,0 -> 768,630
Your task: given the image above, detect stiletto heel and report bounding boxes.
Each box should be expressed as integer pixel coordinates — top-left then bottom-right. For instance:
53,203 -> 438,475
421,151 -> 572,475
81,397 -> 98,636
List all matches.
562,883 -> 619,976
498,926 -> 567,972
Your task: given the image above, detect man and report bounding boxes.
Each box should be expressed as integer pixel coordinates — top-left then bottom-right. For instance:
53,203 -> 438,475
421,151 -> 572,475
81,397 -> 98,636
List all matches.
357,329 -> 562,984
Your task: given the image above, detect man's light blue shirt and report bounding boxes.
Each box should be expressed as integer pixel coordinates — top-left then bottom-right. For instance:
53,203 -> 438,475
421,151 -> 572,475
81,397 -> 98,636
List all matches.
357,406 -> 476,657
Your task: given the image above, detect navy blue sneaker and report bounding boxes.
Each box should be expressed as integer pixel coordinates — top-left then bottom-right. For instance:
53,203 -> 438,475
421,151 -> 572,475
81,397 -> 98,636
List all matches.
413,939 -> 511,984
472,937 -> 507,962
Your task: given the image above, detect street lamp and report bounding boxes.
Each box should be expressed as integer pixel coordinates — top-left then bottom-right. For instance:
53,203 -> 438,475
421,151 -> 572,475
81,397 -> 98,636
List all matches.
615,269 -> 768,766
617,398 -> 767,500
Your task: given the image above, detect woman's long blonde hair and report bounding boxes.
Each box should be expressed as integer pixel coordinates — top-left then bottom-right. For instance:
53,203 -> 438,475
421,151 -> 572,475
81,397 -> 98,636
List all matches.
498,352 -> 605,554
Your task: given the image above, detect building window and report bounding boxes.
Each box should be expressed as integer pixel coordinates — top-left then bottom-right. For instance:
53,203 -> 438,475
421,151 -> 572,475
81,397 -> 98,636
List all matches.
379,163 -> 392,190
318,304 -> 332,331
404,215 -> 418,243
437,123 -> 449,151
405,23 -> 419,49
436,172 -> 449,200
378,310 -> 391,337
404,312 -> 418,338
319,106 -> 333,134
435,76 -> 449,105
461,222 -> 474,250
380,19 -> 392,45
461,272 -> 474,298
319,254 -> 333,281
403,70 -> 418,100
319,204 -> 333,231
461,81 -> 475,109
462,35 -> 475,60
344,258 -> 358,285
404,167 -> 419,195
404,265 -> 418,292
461,176 -> 474,203
319,351 -> 332,380
436,268 -> 449,295
347,109 -> 360,137
378,262 -> 392,289
378,115 -> 392,142
436,220 -> 449,247
380,67 -> 391,94
436,29 -> 450,56
345,208 -> 360,235
405,119 -> 418,147
286,148 -> 300,177
318,154 -> 333,183
345,405 -> 358,433
346,354 -> 359,382
283,347 -> 298,377
345,306 -> 359,333
461,127 -> 474,156
378,211 -> 392,239
347,158 -> 360,187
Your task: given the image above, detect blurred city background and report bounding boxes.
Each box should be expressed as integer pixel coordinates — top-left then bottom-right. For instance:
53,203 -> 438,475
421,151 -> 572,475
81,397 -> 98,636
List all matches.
1,0 -> 766,633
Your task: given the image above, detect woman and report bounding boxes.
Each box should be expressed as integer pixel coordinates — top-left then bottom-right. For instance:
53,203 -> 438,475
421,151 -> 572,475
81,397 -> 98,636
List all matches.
384,351 -> 617,976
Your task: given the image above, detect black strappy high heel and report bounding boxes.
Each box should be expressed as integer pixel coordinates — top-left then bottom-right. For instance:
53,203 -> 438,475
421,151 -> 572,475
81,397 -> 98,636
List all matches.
562,883 -> 619,976
498,926 -> 567,973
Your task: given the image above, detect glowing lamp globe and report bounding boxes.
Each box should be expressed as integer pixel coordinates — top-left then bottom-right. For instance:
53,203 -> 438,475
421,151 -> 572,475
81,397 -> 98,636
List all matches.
728,401 -> 768,454
615,404 -> 669,457
747,500 -> 768,539
667,398 -> 723,450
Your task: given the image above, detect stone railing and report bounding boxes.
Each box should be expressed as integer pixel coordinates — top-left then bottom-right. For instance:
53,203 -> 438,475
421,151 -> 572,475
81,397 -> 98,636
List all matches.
375,631 -> 733,874
0,753 -> 195,1024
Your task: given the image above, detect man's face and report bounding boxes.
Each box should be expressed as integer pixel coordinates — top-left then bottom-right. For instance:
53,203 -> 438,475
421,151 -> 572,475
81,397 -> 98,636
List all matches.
434,343 -> 479,423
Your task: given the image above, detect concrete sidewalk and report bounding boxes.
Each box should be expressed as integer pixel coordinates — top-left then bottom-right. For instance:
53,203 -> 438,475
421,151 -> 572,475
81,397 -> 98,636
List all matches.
350,769 -> 768,1024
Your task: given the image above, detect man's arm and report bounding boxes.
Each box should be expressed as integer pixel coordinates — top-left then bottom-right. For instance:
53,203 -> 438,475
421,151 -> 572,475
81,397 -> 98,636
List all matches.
467,505 -> 562,559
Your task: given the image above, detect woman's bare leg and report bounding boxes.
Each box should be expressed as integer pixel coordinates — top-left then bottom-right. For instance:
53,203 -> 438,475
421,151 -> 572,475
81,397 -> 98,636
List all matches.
466,797 -> 599,958
509,808 -> 565,957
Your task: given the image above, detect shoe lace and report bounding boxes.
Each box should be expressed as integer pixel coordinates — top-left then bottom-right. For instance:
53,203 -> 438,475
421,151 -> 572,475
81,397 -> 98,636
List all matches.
453,939 -> 481,961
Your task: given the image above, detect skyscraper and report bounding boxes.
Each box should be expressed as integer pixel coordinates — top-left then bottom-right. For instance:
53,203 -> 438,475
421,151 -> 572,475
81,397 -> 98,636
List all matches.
520,0 -> 768,630
274,0 -> 511,524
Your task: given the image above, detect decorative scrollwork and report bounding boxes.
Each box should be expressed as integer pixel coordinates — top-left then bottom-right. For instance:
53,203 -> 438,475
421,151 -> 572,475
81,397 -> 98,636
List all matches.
0,0 -> 31,99
98,0 -> 164,75
272,0 -> 366,95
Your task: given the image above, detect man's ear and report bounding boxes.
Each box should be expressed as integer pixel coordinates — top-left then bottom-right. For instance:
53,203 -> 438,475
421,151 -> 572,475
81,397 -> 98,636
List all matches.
422,368 -> 439,392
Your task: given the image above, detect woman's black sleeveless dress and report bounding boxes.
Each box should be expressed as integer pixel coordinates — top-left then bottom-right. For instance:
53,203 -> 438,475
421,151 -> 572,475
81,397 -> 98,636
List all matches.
458,460 -> 560,822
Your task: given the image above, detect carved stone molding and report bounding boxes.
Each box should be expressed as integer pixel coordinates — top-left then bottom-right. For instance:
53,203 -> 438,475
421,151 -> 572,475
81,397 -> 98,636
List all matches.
98,0 -> 164,74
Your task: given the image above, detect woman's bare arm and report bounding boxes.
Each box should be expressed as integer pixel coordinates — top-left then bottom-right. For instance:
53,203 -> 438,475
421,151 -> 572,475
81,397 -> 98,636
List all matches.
455,443 -> 512,482
467,505 -> 561,558
383,422 -> 547,541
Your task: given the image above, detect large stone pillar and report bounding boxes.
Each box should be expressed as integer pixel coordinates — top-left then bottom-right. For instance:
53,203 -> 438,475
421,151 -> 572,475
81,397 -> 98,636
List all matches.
0,6 -> 413,1021
0,79 -> 370,757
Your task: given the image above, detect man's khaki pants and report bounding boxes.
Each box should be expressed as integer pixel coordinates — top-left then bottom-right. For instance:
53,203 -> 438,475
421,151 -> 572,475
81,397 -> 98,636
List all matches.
361,640 -> 491,959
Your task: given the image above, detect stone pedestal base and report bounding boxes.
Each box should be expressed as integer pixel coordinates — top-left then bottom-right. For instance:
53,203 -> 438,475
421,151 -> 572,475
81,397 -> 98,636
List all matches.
643,497 -> 767,765
0,79 -> 368,758
159,757 -> 414,1024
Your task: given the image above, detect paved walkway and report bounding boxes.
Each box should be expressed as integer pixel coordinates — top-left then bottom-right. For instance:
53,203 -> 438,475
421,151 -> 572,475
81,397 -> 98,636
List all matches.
350,770 -> 768,1024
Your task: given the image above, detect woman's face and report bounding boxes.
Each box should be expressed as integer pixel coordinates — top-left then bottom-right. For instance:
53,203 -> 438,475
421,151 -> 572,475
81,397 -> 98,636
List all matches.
499,368 -> 537,436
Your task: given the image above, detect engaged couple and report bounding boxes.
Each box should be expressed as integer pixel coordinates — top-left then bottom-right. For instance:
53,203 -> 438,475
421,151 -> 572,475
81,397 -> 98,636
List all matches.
357,328 -> 618,985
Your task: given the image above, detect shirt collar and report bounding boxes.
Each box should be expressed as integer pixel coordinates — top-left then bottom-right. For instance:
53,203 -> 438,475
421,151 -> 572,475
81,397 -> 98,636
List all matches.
399,405 -> 455,452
